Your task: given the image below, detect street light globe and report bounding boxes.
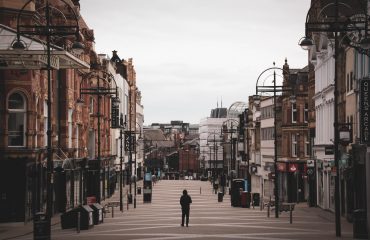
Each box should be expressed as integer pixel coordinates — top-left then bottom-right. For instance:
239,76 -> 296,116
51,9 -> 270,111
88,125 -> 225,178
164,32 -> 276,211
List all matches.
360,37 -> 370,50
71,41 -> 85,55
299,36 -> 314,51
12,39 -> 26,52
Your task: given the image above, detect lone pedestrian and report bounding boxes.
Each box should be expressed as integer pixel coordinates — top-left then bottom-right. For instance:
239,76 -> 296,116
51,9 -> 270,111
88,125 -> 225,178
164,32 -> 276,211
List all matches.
180,189 -> 192,227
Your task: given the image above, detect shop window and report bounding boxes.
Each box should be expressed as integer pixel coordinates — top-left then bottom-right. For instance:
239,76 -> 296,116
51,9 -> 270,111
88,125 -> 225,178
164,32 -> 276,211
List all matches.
8,92 -> 26,147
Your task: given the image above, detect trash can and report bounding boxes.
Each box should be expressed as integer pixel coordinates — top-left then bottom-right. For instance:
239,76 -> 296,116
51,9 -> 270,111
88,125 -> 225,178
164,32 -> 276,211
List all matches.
218,192 -> 223,202
241,191 -> 251,208
137,187 -> 142,195
78,205 -> 94,230
90,203 -> 104,225
253,193 -> 260,206
33,212 -> 50,240
353,209 -> 368,239
128,193 -> 133,204
61,209 -> 77,229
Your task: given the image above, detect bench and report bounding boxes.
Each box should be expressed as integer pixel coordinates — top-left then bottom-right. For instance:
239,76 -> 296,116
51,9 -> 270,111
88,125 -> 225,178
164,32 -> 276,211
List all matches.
103,201 -> 120,218
266,201 -> 295,224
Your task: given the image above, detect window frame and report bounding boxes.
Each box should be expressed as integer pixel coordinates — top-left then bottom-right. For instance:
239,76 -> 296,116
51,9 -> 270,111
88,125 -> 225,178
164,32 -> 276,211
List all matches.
8,92 -> 27,147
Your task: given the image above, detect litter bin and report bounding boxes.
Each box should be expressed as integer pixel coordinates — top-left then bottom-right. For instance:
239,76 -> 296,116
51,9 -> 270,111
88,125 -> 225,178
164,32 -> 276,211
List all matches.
218,192 -> 223,202
353,209 -> 368,239
78,205 -> 94,230
128,193 -> 133,204
241,191 -> 251,208
90,203 -> 104,225
137,187 -> 142,195
34,212 -> 50,240
61,209 -> 77,229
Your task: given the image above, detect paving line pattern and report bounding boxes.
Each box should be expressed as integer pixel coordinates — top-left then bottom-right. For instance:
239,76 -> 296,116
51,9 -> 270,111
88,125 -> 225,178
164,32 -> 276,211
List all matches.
13,180 -> 353,240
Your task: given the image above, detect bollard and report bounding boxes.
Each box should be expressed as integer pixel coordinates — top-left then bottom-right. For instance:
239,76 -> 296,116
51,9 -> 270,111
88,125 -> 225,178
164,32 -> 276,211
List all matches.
127,190 -> 129,210
200,187 -> 201,194
111,206 -> 114,218
134,197 -> 136,208
290,206 -> 293,224
77,212 -> 81,233
267,204 -> 270,218
260,199 -> 263,211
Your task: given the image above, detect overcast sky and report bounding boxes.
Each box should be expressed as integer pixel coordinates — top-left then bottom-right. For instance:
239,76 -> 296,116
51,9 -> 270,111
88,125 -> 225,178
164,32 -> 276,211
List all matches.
79,0 -> 310,125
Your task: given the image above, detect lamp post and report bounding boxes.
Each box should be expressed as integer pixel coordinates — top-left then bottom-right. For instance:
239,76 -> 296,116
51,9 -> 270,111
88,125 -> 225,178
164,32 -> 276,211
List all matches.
12,1 -> 84,237
133,122 -> 143,209
78,70 -> 119,204
207,132 -> 222,191
222,119 -> 239,181
254,63 -> 294,219
299,0 -> 370,236
119,113 -> 127,212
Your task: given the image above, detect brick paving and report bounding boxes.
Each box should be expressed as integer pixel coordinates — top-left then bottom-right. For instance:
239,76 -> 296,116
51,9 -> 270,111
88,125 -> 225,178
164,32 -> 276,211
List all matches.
0,180 -> 355,240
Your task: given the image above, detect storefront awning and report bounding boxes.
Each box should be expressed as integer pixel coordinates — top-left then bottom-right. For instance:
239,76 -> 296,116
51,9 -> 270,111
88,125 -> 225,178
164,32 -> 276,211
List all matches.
0,24 -> 89,70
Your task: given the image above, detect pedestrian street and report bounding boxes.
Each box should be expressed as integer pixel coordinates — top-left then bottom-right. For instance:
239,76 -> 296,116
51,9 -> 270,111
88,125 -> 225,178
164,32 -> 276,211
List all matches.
13,180 -> 353,240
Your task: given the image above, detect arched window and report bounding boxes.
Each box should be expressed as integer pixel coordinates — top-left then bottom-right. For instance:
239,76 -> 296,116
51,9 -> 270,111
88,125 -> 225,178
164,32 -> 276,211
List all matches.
8,92 -> 26,147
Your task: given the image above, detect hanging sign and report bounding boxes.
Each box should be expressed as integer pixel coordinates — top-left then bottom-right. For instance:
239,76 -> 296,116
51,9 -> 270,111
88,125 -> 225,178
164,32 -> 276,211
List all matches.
360,77 -> 370,144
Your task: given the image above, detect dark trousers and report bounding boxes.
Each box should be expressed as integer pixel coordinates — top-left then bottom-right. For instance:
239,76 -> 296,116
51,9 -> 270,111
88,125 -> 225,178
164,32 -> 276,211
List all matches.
181,208 -> 189,226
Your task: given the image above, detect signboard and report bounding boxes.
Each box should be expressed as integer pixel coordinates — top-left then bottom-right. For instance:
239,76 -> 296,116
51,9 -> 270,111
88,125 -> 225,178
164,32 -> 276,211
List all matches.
307,160 -> 314,167
111,104 -> 119,128
288,163 -> 298,172
360,77 -> 370,144
325,146 -> 334,155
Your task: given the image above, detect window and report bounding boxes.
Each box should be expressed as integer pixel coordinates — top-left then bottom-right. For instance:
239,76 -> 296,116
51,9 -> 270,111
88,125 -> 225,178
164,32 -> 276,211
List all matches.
304,103 -> 308,123
8,92 -> 26,147
261,127 -> 274,140
89,97 -> 94,114
292,103 -> 297,123
291,134 -> 298,157
346,74 -> 349,92
304,134 -> 310,157
44,101 -> 48,147
68,109 -> 73,148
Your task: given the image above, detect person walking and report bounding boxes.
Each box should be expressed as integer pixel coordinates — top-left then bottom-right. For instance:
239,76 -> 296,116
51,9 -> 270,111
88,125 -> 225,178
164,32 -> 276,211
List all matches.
180,189 -> 192,227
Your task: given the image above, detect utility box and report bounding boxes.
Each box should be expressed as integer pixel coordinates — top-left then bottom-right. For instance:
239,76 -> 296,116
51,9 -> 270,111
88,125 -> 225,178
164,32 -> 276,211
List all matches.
61,209 -> 77,229
90,203 -> 104,225
253,193 -> 260,206
78,205 -> 94,230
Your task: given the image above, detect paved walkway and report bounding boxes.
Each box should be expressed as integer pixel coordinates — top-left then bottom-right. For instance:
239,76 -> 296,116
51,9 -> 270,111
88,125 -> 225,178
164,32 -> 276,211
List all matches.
0,180 -> 355,240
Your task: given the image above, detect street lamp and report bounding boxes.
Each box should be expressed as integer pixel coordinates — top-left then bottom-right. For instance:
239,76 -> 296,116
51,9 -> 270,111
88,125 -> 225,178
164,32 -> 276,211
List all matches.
133,122 -> 143,209
254,63 -> 294,219
207,132 -> 222,192
12,0 -> 84,237
222,119 -> 239,180
299,0 -> 369,236
78,70 -> 119,204
118,113 -> 127,212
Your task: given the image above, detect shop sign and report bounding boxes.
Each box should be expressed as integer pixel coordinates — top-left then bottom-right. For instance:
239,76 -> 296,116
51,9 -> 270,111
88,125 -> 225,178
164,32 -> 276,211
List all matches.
288,163 -> 298,172
277,163 -> 286,172
307,160 -> 314,167
360,77 -> 370,144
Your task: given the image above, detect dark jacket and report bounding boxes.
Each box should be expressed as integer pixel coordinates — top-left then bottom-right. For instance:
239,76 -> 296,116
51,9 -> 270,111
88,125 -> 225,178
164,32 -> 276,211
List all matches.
180,194 -> 192,210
